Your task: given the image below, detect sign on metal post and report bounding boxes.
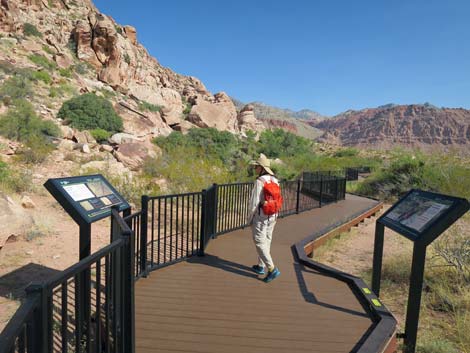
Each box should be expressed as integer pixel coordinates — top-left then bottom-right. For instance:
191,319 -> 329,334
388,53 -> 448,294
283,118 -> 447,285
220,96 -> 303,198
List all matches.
371,189 -> 469,353
44,174 -> 131,348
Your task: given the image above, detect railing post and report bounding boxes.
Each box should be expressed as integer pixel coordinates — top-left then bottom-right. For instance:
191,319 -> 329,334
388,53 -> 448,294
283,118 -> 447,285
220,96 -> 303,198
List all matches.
121,227 -> 135,353
296,179 -> 301,214
334,176 -> 339,202
319,176 -> 323,208
25,284 -> 47,353
140,195 -> 149,277
212,184 -> 218,237
199,189 -> 207,256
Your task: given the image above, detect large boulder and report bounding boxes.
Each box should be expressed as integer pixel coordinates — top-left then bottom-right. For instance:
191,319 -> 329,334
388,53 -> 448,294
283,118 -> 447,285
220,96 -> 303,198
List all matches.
237,104 -> 265,136
74,19 -> 102,68
113,142 -> 160,171
187,92 -> 238,133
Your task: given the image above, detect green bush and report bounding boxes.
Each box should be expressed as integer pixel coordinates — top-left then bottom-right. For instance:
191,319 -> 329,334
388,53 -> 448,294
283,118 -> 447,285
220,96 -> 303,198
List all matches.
49,83 -> 76,98
23,23 -> 42,38
0,99 -> 61,141
334,147 -> 359,158
16,135 -> 55,164
0,75 -> 33,101
355,150 -> 470,201
155,128 -> 242,165
31,70 -> 52,84
28,54 -> 56,71
138,101 -> 161,112
42,45 -> 54,55
123,53 -> 131,65
143,147 -> 235,193
90,128 -> 111,142
0,161 -> 33,193
57,93 -> 123,132
59,67 -> 73,78
416,338 -> 458,353
258,128 -> 312,159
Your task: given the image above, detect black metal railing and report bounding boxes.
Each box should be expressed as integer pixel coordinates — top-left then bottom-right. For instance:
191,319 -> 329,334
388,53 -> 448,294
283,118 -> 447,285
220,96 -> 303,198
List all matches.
143,192 -> 203,270
1,170 -> 347,352
0,209 -> 135,353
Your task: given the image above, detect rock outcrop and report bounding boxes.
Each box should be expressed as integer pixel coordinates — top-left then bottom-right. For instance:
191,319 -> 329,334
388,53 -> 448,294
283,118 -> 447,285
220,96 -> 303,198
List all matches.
237,104 -> 265,136
312,104 -> 470,151
0,0 -> 263,141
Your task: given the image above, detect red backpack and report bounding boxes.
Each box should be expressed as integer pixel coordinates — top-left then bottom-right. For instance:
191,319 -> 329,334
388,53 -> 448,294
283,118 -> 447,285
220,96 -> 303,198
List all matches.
261,178 -> 283,215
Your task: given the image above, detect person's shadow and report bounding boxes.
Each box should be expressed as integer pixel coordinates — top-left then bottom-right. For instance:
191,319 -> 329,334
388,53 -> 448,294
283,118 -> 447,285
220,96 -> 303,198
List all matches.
187,254 -> 258,279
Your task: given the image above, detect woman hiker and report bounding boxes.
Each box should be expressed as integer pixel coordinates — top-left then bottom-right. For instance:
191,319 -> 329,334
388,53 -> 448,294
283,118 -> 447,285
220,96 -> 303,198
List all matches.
248,153 -> 282,283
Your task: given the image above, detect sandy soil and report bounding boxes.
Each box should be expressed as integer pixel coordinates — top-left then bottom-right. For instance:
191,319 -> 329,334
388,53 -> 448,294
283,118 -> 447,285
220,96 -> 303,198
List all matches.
0,192 -> 112,331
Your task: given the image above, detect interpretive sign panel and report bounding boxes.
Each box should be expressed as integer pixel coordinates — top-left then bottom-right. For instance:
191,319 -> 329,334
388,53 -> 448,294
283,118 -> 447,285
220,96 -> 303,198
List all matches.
44,174 -> 130,225
378,189 -> 469,244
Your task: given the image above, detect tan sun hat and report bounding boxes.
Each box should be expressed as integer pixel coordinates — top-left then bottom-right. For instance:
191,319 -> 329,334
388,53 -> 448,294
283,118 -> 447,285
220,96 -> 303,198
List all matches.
249,153 -> 274,175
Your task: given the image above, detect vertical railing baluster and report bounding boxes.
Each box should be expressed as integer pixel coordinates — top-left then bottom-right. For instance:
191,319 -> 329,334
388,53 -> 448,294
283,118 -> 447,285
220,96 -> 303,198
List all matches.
163,198 -> 167,264
95,260 -> 101,353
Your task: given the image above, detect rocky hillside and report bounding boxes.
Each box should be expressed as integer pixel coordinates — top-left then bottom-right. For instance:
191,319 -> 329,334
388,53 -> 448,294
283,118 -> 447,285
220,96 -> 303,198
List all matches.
311,104 -> 470,152
0,0 -> 265,155
232,99 -> 323,139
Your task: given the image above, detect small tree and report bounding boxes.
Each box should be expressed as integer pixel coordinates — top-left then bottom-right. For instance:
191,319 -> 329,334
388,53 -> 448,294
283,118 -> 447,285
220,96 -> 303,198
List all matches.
57,93 -> 123,132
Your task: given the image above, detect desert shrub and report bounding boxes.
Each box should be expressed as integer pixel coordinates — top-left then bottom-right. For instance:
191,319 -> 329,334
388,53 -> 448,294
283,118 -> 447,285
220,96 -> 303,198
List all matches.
355,150 -> 427,200
57,93 -> 123,132
0,162 -> 33,193
333,147 -> 359,157
59,67 -> 73,78
0,75 -> 33,101
16,136 -> 56,164
23,23 -> 42,38
28,54 -> 56,71
0,60 -> 16,74
42,45 -> 54,55
355,149 -> 470,201
49,83 -> 76,98
143,147 -> 235,193
381,252 -> 412,285
123,53 -> 131,65
138,100 -> 161,112
258,128 -> 312,158
416,338 -> 458,353
0,99 -> 61,141
31,70 -> 52,84
74,62 -> 89,74
90,128 -> 111,143
154,128 -> 241,165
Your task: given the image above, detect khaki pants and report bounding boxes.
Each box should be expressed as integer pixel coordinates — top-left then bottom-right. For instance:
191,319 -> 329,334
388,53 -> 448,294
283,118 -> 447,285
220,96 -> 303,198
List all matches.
251,215 -> 277,270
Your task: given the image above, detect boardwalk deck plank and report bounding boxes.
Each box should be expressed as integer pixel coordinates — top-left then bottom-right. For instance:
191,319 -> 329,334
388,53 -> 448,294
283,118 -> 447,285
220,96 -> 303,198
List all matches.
136,194 -> 379,353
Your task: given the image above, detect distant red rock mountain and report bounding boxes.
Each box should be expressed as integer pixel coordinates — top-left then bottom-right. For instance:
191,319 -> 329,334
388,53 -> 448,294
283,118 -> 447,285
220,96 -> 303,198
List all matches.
310,104 -> 470,151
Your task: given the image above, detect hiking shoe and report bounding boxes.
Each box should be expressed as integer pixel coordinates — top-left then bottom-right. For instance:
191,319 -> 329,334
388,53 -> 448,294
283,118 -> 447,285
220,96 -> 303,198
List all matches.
263,268 -> 280,283
251,265 -> 265,275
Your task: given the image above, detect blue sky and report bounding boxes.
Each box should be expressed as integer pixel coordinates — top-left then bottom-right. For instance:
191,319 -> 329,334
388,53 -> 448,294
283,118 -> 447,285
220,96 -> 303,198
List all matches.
93,0 -> 469,116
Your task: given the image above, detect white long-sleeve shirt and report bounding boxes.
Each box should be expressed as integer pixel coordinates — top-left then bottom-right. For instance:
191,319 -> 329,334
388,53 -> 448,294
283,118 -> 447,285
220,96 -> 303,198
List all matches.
247,174 -> 280,223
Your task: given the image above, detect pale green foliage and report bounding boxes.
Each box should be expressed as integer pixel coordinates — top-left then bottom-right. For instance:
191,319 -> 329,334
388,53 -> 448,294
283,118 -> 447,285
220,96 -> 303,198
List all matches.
143,147 -> 236,193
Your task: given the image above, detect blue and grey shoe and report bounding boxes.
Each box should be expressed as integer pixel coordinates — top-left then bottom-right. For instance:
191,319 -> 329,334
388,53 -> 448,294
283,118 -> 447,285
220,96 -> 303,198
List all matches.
263,268 -> 280,283
251,265 -> 265,275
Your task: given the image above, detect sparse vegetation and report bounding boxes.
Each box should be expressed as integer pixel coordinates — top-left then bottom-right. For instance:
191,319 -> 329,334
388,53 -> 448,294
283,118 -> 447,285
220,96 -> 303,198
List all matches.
90,128 -> 111,143
23,23 -> 42,38
28,54 -> 56,71
0,161 -> 33,193
123,53 -> 131,65
0,75 -> 33,101
138,100 -> 161,112
49,82 -> 76,98
59,67 -> 73,78
57,93 -> 123,132
0,99 -> 60,141
31,70 -> 52,85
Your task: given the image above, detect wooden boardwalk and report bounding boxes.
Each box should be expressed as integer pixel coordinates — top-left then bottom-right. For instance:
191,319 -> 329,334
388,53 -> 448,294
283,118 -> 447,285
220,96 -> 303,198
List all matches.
135,195 -> 382,353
